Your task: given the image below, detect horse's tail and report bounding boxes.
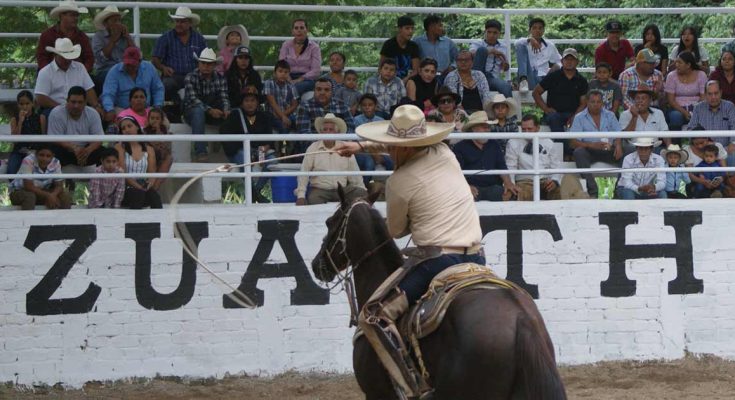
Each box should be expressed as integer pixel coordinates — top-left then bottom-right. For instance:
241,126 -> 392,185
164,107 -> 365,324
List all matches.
514,314 -> 567,400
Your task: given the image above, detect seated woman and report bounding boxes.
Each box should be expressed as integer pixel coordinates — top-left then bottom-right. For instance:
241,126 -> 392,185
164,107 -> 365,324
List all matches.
709,50 -> 735,104
406,58 -> 439,111
115,87 -> 150,132
670,26 -> 710,73
427,86 -> 468,132
442,50 -> 491,113
634,24 -> 669,74
665,51 -> 706,133
143,107 -> 172,191
9,142 -> 71,210
225,45 -> 263,107
114,116 -> 162,209
279,18 -> 321,95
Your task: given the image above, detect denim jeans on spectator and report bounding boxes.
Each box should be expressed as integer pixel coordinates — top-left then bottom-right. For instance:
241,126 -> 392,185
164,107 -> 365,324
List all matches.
271,113 -> 296,133
666,109 -> 688,132
228,149 -> 276,193
184,105 -> 208,155
6,151 -> 26,175
514,43 -> 540,90
471,47 -> 512,97
545,111 -> 574,156
355,153 -> 394,186
290,72 -> 315,96
617,187 -> 667,200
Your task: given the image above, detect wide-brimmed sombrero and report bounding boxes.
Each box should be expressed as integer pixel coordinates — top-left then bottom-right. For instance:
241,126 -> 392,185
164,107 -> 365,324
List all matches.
356,105 -> 454,147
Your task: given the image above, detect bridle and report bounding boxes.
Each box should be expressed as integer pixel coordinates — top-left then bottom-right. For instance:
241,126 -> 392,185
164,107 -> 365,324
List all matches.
319,199 -> 393,326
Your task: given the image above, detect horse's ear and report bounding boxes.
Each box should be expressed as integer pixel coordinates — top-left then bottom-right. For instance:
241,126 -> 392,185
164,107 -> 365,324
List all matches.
337,183 -> 348,210
367,186 -> 382,205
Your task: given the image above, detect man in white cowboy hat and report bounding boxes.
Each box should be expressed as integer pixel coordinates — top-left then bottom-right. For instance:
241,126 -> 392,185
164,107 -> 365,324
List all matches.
454,110 -> 519,201
35,38 -> 100,118
295,113 -> 366,205
91,5 -> 134,89
335,104 -> 485,398
617,137 -> 666,200
505,114 -> 562,201
184,48 -> 230,162
216,24 -> 249,74
101,47 -> 165,122
37,0 -> 93,72
152,6 -> 208,106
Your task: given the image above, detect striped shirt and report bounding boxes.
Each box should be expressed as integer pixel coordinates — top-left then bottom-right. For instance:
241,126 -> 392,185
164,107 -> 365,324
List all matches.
363,75 -> 406,113
152,29 -> 207,76
11,153 -> 63,190
88,165 -> 125,208
183,70 -> 230,112
263,79 -> 298,114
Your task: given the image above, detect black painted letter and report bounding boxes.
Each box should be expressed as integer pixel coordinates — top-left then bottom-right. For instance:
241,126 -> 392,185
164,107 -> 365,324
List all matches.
599,211 -> 703,297
24,225 -> 100,315
480,215 -> 563,299
125,222 -> 208,310
224,220 -> 329,307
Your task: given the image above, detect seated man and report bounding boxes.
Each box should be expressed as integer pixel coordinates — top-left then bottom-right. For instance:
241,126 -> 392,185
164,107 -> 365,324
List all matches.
9,143 -> 72,211
295,114 -> 367,205
617,137 -> 667,200
469,19 -> 512,97
380,16 -> 420,82
91,5 -> 135,91
570,89 -> 622,198
515,17 -> 561,92
505,114 -> 562,201
413,15 -> 458,78
688,80 -> 735,166
618,84 -> 667,150
101,47 -> 165,122
453,111 -> 519,201
296,77 -> 356,153
47,86 -> 105,168
35,38 -> 100,117
184,48 -> 231,161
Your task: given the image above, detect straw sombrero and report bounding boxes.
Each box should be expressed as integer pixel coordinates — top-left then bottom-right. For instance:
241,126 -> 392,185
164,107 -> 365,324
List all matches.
93,5 -> 128,30
217,25 -> 250,51
49,0 -> 88,19
483,93 -> 519,119
169,6 -> 200,26
356,105 -> 454,147
660,144 -> 689,164
315,113 -> 347,134
462,111 -> 498,132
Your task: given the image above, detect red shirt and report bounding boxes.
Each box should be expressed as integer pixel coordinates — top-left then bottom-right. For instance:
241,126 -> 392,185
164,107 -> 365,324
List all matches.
36,24 -> 94,72
710,68 -> 735,105
594,39 -> 634,80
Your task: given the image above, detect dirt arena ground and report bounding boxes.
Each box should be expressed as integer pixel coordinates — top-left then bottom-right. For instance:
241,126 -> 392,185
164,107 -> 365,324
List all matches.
3,355 -> 734,399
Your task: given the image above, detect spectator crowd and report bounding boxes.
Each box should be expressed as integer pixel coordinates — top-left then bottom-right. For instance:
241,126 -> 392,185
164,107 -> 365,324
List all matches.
5,0 -> 735,209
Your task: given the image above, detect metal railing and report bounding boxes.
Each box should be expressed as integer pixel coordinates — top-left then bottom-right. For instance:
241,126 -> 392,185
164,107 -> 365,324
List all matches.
2,130 -> 734,204
1,2 -> 735,76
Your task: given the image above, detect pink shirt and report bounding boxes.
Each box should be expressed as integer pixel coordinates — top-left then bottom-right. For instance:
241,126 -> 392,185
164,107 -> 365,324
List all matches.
278,39 -> 322,80
118,107 -> 149,129
664,70 -> 707,108
217,47 -> 235,75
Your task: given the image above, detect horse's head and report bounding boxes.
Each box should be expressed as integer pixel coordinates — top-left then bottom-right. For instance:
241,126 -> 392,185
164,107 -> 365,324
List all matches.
312,185 -> 381,282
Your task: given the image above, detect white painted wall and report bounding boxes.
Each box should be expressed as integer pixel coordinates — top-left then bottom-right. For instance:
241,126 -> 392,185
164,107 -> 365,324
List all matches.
1,200 -> 733,387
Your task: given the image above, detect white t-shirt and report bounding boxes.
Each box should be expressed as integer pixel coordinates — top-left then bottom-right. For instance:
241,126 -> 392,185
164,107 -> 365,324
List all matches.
515,37 -> 561,77
682,142 -> 728,167
34,60 -> 94,105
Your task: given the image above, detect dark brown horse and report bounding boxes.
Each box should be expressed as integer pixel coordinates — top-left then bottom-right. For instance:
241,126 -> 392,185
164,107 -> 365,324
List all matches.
312,189 -> 566,400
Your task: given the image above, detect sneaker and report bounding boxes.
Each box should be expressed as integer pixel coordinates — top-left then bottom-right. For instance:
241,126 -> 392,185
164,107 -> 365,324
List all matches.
519,79 -> 529,93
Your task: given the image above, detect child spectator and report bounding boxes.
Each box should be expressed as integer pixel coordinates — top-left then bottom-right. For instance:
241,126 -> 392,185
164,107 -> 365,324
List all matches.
88,147 -> 125,208
354,94 -> 385,126
335,69 -> 362,116
364,58 -> 406,118
589,63 -> 623,113
9,90 -> 46,175
661,144 -> 691,199
216,25 -> 248,74
692,144 -> 725,198
114,116 -> 162,209
10,143 -> 71,210
264,60 -> 299,133
143,108 -> 172,191
484,93 -> 519,153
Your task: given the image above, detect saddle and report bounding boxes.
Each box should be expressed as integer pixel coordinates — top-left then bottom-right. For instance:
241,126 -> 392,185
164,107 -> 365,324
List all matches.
398,263 -> 518,341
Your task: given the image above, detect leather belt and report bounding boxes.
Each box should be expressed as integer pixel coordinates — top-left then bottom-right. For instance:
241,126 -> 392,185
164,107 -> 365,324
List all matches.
440,244 -> 483,255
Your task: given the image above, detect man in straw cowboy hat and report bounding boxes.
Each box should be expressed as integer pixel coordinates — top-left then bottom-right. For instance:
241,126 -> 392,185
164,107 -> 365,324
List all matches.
295,113 -> 366,205
35,38 -> 101,118
619,83 -> 668,149
37,0 -> 93,72
616,137 -> 667,200
91,5 -> 135,90
184,48 -> 230,162
152,6 -> 208,107
335,104 -> 485,398
454,110 -> 519,201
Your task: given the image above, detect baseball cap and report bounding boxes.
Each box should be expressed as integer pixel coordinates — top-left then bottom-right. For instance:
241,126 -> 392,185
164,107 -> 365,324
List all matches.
122,47 -> 141,66
562,48 -> 579,59
233,45 -> 251,57
636,48 -> 657,63
605,20 -> 623,32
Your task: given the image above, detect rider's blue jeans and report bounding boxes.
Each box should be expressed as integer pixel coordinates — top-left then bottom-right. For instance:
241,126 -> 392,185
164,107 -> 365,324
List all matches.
399,253 -> 487,303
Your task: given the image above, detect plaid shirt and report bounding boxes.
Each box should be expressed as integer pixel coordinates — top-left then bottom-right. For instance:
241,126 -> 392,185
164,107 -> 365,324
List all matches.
88,165 -> 125,208
183,70 -> 230,112
296,98 -> 356,133
11,153 -> 63,190
263,79 -> 298,114
688,100 -> 735,146
363,75 -> 406,113
619,66 -> 664,109
152,28 -> 207,76
490,115 -> 520,151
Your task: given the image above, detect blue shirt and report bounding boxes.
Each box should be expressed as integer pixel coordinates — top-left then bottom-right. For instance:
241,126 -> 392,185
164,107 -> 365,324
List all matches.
570,108 -> 621,143
665,169 -> 691,192
101,61 -> 165,111
152,28 -> 207,76
695,160 -> 725,191
413,34 -> 458,72
354,114 -> 384,127
452,139 -> 506,187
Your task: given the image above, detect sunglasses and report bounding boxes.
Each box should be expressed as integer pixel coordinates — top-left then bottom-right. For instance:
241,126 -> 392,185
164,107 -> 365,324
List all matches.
439,98 -> 455,105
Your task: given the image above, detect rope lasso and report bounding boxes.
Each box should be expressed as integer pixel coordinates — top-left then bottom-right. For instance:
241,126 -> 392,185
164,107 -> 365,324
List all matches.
168,149 -> 339,309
